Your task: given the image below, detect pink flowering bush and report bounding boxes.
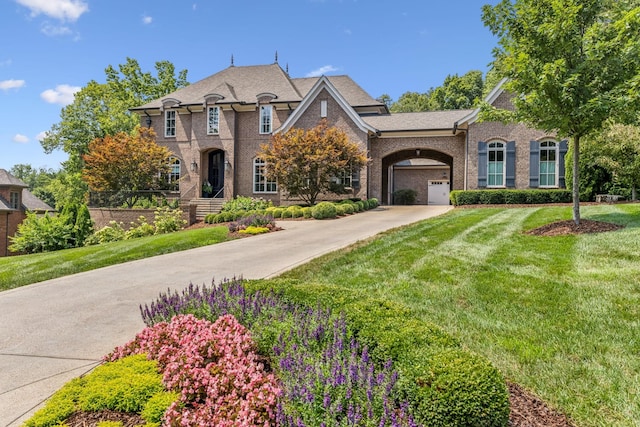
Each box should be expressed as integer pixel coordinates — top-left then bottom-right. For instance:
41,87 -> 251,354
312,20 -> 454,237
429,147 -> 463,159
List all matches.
105,313 -> 280,426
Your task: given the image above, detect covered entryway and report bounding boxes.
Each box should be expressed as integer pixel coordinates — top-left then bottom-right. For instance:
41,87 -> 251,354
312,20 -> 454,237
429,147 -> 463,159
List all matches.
204,150 -> 225,198
382,149 -> 452,205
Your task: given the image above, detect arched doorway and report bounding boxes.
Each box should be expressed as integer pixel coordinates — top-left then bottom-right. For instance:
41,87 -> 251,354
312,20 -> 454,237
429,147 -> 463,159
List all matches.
382,149 -> 453,205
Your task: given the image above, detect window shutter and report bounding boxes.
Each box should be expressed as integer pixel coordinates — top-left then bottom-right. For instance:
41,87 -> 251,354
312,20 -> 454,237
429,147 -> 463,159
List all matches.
506,141 -> 516,188
478,141 -> 487,188
529,141 -> 540,188
558,140 -> 568,188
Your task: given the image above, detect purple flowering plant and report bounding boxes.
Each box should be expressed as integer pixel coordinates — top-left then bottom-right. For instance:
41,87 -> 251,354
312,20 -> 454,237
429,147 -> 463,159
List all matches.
140,279 -> 421,426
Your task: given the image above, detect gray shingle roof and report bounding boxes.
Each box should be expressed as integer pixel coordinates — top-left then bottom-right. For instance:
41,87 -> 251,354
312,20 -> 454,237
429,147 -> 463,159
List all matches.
22,189 -> 54,212
0,169 -> 28,187
363,110 -> 475,132
133,64 -> 384,110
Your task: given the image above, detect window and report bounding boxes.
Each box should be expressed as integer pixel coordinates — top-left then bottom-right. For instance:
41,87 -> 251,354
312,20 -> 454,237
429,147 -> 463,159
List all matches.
332,168 -> 360,188
259,105 -> 272,134
487,142 -> 505,187
207,106 -> 220,135
253,158 -> 277,193
9,192 -> 19,209
321,100 -> 328,118
165,110 -> 176,137
539,141 -> 557,187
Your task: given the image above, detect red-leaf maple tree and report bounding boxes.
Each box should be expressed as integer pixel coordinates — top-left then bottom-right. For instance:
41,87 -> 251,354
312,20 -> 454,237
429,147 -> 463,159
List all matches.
83,128 -> 171,207
259,120 -> 368,205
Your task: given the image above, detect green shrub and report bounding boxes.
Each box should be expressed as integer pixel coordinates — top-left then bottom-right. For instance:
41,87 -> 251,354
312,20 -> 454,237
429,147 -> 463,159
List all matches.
503,190 -> 528,204
9,212 -> 74,254
204,213 -> 216,224
125,217 -> 155,239
271,208 -> 284,219
356,200 -> 366,211
335,204 -> 347,216
526,190 -> 549,204
222,196 -> 273,212
479,190 -> 505,204
141,391 -> 180,424
311,201 -> 337,219
23,355 -> 168,427
85,221 -> 126,246
281,208 -> 293,218
399,349 -> 509,426
342,203 -> 355,215
393,189 -> 417,205
368,198 -> 379,208
153,207 -> 186,234
286,205 -> 303,218
301,207 -> 312,218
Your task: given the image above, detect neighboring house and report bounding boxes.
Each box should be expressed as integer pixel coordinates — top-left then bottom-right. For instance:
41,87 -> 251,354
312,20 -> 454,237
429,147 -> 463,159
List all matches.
0,169 -> 55,257
132,63 -> 566,213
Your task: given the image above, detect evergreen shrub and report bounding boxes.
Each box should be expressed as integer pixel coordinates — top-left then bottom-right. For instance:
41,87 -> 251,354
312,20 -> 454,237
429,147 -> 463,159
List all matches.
311,201 -> 337,219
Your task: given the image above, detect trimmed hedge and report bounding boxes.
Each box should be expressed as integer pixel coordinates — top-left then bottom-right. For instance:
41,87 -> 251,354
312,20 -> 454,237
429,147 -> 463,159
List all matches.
450,189 -> 572,206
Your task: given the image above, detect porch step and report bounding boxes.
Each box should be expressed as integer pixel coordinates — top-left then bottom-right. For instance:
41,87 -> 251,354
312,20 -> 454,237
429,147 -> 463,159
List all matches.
191,198 -> 225,220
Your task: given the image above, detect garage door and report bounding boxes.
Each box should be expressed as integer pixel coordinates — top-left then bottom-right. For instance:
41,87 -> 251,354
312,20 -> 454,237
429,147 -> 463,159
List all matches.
428,180 -> 450,205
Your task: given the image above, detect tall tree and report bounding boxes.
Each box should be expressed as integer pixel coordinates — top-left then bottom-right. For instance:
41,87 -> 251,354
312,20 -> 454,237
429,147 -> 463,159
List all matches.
432,71 -> 484,110
258,120 -> 368,205
482,0 -> 640,223
82,128 -> 172,207
390,91 -> 436,112
41,58 -> 188,173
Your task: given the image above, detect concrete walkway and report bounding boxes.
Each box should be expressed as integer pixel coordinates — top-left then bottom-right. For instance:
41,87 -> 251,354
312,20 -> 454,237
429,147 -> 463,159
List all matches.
0,205 -> 452,426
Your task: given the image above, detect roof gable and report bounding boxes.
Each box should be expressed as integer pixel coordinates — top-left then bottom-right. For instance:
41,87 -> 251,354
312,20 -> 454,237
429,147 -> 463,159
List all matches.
455,78 -> 509,126
276,76 -> 377,134
0,169 -> 28,187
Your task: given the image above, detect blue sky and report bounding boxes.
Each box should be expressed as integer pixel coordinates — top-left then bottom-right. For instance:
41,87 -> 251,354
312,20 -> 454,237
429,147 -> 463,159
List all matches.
0,0 -> 499,171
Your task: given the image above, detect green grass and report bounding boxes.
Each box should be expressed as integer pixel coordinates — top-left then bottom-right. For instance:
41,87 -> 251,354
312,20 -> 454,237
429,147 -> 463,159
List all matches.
275,204 -> 640,427
0,226 -> 230,291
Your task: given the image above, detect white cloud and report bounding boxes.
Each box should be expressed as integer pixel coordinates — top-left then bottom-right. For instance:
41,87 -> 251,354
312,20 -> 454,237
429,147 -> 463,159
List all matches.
305,65 -> 339,77
142,15 -> 152,25
36,131 -> 48,141
13,134 -> 29,144
41,23 -> 72,36
40,84 -> 80,105
15,0 -> 89,22
0,79 -> 26,91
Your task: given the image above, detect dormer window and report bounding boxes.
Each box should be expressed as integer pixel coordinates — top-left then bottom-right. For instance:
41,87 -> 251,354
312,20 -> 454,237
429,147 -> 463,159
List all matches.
260,105 -> 272,134
10,191 -> 19,209
208,106 -> 220,135
165,110 -> 176,137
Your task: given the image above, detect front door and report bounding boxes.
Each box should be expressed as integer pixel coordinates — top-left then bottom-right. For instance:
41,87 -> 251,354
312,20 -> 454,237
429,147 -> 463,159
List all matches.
208,151 -> 224,198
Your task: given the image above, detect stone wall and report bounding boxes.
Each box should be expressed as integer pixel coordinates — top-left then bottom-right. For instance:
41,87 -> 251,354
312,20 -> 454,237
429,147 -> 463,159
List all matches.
89,205 -> 196,230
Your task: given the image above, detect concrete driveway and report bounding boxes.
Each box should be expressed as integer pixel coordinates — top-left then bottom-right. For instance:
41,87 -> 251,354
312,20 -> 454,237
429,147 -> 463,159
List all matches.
0,205 -> 452,426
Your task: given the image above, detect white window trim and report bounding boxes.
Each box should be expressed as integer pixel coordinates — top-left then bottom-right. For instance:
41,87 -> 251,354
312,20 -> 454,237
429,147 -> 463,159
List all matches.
253,158 -> 277,193
539,140 -> 559,188
321,100 -> 328,118
259,105 -> 272,134
165,110 -> 176,138
487,141 -> 506,188
207,106 -> 220,135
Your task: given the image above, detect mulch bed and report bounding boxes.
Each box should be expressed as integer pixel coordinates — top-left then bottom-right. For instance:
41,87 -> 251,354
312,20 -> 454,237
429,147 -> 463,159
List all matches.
527,219 -> 623,236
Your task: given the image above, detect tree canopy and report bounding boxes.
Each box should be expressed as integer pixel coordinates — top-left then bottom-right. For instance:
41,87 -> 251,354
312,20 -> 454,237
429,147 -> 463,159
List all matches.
388,70 -> 485,113
481,0 -> 640,223
41,58 -> 188,173
592,123 -> 640,200
82,128 -> 172,207
258,120 -> 368,205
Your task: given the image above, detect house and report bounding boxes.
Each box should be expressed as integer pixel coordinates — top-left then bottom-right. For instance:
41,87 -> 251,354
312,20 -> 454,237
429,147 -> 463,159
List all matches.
132,62 -> 566,214
0,169 -> 55,256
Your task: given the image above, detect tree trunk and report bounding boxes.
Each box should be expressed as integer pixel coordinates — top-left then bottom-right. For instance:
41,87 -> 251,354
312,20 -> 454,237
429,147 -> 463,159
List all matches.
632,185 -> 637,201
572,135 -> 581,225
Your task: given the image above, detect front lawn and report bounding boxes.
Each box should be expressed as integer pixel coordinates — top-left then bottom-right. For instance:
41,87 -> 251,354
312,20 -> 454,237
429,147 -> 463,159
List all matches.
267,204 -> 640,427
0,225 -> 230,291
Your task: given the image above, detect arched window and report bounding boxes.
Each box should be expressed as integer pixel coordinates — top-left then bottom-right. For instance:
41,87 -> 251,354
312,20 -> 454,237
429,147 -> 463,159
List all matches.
487,141 -> 506,187
539,141 -> 558,187
253,158 -> 277,193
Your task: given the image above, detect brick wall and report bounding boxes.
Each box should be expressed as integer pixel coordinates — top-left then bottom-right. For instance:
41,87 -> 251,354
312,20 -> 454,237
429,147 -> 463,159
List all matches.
89,205 -> 195,230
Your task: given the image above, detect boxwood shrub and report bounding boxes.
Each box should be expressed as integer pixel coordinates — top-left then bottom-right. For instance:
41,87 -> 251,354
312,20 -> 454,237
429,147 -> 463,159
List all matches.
451,189 -> 572,206
311,201 -> 337,219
